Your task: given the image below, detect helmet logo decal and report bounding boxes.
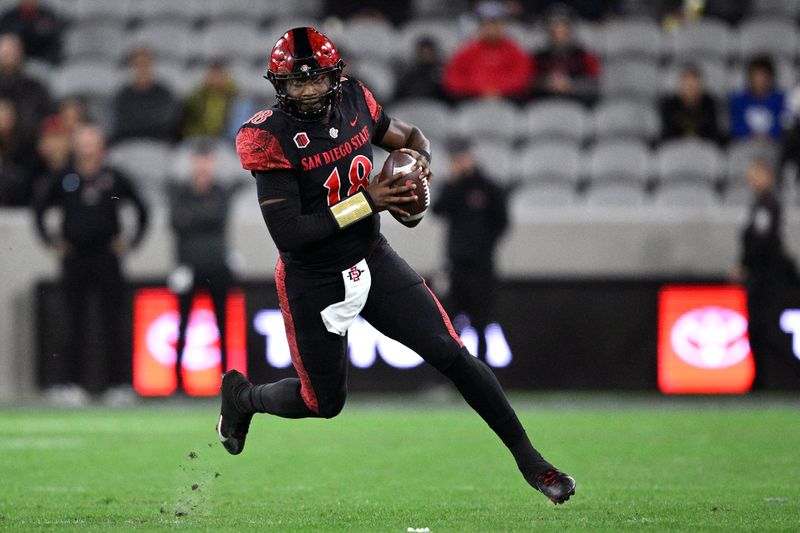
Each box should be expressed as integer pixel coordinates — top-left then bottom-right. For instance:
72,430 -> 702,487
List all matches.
300,64 -> 310,72
329,127 -> 339,139
293,132 -> 310,149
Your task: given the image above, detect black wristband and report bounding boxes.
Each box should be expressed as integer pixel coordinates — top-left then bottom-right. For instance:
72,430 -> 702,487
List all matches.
417,149 -> 431,163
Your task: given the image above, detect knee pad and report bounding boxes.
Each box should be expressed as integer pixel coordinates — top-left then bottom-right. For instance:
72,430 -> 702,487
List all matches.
316,389 -> 347,419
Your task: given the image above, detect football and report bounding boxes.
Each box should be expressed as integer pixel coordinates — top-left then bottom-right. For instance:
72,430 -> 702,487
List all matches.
379,150 -> 430,228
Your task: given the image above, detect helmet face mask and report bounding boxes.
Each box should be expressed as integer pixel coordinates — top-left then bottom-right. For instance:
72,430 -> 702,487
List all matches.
266,27 -> 345,122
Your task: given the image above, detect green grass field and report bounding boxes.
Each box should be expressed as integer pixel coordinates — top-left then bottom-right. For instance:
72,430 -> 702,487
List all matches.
1,394 -> 799,532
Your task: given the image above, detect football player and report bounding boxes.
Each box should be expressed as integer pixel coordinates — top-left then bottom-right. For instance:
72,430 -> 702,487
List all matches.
219,27 -> 575,505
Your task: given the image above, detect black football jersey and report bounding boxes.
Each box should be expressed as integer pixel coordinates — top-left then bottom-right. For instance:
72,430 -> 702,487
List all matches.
236,77 -> 391,270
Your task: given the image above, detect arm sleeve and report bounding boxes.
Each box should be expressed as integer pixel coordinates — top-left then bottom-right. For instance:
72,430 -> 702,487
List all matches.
372,109 -> 391,144
255,170 -> 339,252
116,174 -> 150,247
33,178 -> 59,246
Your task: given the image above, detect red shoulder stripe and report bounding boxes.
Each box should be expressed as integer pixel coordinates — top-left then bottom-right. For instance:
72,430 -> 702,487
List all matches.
359,82 -> 382,122
236,127 -> 292,171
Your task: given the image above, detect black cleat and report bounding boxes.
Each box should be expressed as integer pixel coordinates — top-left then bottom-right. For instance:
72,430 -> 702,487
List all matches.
216,370 -> 253,455
533,469 -> 576,505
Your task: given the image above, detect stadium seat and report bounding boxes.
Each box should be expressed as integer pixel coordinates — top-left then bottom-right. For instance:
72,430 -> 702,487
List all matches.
736,17 -> 798,61
725,140 -> 779,189
573,21 -> 603,53
660,59 -> 730,100
230,61 -> 276,101
64,21 -> 129,63
73,0 -> 132,23
22,58 -> 53,86
454,100 -> 521,142
137,0 -> 201,23
347,59 -> 396,104
722,184 -> 752,207
601,59 -> 660,101
412,0 -> 470,19
654,183 -> 718,209
517,141 -> 581,186
51,60 -> 121,99
127,21 -> 197,64
592,99 -> 660,142
668,19 -> 733,61
751,0 -> 800,18
523,99 -> 588,143
472,140 -> 517,186
585,140 -> 651,185
107,139 -> 174,188
510,183 -> 576,216
583,182 -> 649,207
656,139 -> 724,186
231,180 -> 261,223
199,21 -> 262,63
505,21 -> 543,52
206,0 -> 269,23
397,20 -> 463,62
338,19 -> 399,62
388,98 -> 451,141
264,18 -> 323,46
152,61 -> 204,98
269,0 -> 324,19
601,18 -> 663,60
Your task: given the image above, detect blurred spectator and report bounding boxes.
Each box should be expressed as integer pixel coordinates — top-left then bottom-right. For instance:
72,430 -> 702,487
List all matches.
0,0 -> 63,64
34,124 -> 149,402
733,159 -> 797,389
57,97 -> 88,135
0,97 -> 35,204
531,3 -> 600,105
30,115 -> 72,201
0,33 -> 51,146
432,137 -> 509,361
730,56 -> 785,142
394,36 -> 445,102
167,144 -> 244,394
182,60 -> 238,139
660,64 -> 721,144
111,48 -> 179,143
442,1 -> 532,102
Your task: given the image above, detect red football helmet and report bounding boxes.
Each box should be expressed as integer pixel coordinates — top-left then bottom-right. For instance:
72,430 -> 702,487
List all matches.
265,27 -> 345,121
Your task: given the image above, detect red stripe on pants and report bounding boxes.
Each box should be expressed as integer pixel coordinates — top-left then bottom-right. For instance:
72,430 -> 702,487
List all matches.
421,277 -> 464,348
275,259 -> 319,414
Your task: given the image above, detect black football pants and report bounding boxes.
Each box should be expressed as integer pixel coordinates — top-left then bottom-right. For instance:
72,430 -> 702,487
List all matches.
244,240 -> 534,453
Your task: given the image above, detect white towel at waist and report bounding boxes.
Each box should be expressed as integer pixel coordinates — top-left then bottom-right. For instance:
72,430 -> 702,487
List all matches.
320,259 -> 371,336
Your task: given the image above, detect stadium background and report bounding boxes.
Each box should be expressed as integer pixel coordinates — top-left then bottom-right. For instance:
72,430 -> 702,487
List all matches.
1,0 -> 800,399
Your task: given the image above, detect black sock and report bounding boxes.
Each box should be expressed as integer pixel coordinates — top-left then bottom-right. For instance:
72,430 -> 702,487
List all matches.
441,351 -> 553,481
237,378 -> 315,419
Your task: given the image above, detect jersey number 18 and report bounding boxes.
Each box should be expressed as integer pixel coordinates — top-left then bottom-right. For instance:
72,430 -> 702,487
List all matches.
323,155 -> 372,206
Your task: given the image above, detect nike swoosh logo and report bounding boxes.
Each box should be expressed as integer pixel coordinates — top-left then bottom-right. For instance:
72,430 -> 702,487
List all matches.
349,113 -> 358,127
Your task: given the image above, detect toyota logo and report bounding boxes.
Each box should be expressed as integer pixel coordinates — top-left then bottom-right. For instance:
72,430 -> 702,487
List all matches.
145,310 -> 221,371
671,307 -> 751,369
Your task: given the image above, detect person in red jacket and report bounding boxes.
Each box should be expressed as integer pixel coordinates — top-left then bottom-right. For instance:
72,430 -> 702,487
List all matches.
442,1 -> 532,102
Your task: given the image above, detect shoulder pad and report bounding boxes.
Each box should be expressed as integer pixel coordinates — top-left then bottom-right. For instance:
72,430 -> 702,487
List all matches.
236,118 -> 292,172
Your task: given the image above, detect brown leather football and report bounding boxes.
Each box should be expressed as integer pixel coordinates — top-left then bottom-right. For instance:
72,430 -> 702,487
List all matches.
378,150 -> 430,228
